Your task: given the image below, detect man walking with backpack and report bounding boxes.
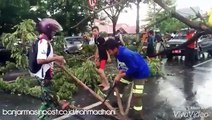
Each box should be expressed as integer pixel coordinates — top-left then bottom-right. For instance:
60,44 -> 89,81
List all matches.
28,18 -> 65,119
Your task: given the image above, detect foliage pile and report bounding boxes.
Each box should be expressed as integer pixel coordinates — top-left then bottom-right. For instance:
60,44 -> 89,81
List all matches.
0,19 -> 163,101
0,77 -> 41,97
53,68 -> 78,100
148,58 -> 164,77
0,68 -> 79,100
74,60 -> 100,89
0,19 -> 79,100
0,62 -> 17,76
1,19 -> 36,69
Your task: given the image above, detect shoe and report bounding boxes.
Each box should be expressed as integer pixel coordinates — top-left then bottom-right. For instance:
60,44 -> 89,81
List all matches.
128,109 -> 144,120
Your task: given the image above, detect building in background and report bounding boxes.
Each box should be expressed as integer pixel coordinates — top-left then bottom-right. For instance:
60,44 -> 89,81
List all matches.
93,19 -> 136,35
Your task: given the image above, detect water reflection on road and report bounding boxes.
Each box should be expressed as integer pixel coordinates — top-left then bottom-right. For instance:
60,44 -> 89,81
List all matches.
0,92 -> 40,120
146,58 -> 212,120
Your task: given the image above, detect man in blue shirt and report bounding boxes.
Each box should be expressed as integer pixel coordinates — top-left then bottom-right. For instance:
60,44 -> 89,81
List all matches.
104,38 -> 150,119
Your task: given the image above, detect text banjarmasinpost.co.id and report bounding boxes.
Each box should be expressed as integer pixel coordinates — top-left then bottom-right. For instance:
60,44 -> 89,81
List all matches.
2,109 -> 116,116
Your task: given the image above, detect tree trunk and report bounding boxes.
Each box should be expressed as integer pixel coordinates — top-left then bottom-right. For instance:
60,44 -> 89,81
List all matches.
136,0 -> 141,42
59,66 -> 129,119
136,0 -> 141,34
150,0 -> 212,57
112,17 -> 118,36
152,0 -> 212,32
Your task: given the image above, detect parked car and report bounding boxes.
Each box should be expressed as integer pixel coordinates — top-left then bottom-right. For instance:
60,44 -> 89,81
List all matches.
165,35 -> 201,59
198,35 -> 212,56
64,36 -> 83,54
166,35 -> 186,59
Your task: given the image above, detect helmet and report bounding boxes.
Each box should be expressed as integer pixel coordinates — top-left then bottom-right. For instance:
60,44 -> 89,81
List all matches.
36,18 -> 63,40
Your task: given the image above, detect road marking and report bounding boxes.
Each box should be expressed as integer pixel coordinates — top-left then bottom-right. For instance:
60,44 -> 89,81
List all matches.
53,101 -> 107,120
194,66 -> 212,72
83,101 -> 103,109
193,59 -> 212,68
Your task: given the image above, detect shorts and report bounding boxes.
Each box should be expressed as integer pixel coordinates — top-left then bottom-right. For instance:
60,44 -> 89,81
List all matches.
99,60 -> 106,70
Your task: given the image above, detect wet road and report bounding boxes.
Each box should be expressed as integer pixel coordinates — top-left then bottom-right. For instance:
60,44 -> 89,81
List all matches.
143,58 -> 212,120
0,91 -> 40,120
1,57 -> 212,120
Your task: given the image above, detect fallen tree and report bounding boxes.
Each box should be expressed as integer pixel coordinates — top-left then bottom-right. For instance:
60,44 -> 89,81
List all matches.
150,0 -> 212,57
56,65 -> 129,120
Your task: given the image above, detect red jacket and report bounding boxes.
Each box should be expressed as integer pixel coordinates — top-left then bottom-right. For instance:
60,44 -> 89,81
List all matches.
186,32 -> 196,49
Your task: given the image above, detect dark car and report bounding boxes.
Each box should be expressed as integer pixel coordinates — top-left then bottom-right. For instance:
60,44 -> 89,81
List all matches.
64,36 -> 83,54
166,35 -> 187,59
165,35 -> 202,59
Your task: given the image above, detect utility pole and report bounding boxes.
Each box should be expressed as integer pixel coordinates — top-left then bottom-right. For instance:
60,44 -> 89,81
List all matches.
153,0 -> 156,35
136,0 -> 141,42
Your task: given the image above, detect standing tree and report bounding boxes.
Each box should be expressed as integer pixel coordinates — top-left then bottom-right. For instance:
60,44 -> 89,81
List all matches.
43,0 -> 93,35
97,0 -> 132,35
0,0 -> 32,35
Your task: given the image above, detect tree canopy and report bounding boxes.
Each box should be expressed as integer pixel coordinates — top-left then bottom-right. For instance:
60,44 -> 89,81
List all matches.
0,0 -> 93,35
145,0 -> 186,33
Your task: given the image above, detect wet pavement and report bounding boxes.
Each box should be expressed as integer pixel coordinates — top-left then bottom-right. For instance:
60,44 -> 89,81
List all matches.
1,57 -> 212,120
0,91 -> 40,120
143,57 -> 212,120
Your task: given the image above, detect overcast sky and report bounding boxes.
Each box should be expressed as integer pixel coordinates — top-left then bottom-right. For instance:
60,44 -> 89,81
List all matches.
117,0 -> 212,26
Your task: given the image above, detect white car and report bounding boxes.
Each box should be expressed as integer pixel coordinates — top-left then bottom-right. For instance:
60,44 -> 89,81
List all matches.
64,36 -> 83,54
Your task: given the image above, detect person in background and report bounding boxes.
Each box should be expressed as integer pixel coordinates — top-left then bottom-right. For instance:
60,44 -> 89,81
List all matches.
155,31 -> 164,58
83,34 -> 90,45
104,38 -> 150,119
92,26 -> 111,91
146,30 -> 155,57
141,30 -> 149,55
115,30 -> 125,46
185,29 -> 196,66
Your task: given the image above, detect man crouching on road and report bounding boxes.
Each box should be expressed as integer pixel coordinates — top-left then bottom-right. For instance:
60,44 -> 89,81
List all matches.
104,38 -> 150,119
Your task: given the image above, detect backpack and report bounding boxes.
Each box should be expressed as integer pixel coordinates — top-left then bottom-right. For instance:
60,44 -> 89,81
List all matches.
27,39 -> 50,73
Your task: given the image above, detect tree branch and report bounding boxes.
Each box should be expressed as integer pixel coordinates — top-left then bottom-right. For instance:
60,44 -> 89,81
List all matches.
152,0 -> 197,29
59,66 -> 129,119
148,0 -> 212,57
103,9 -> 113,20
152,0 -> 212,33
144,15 -> 169,29
190,7 -> 206,23
70,0 -> 127,29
